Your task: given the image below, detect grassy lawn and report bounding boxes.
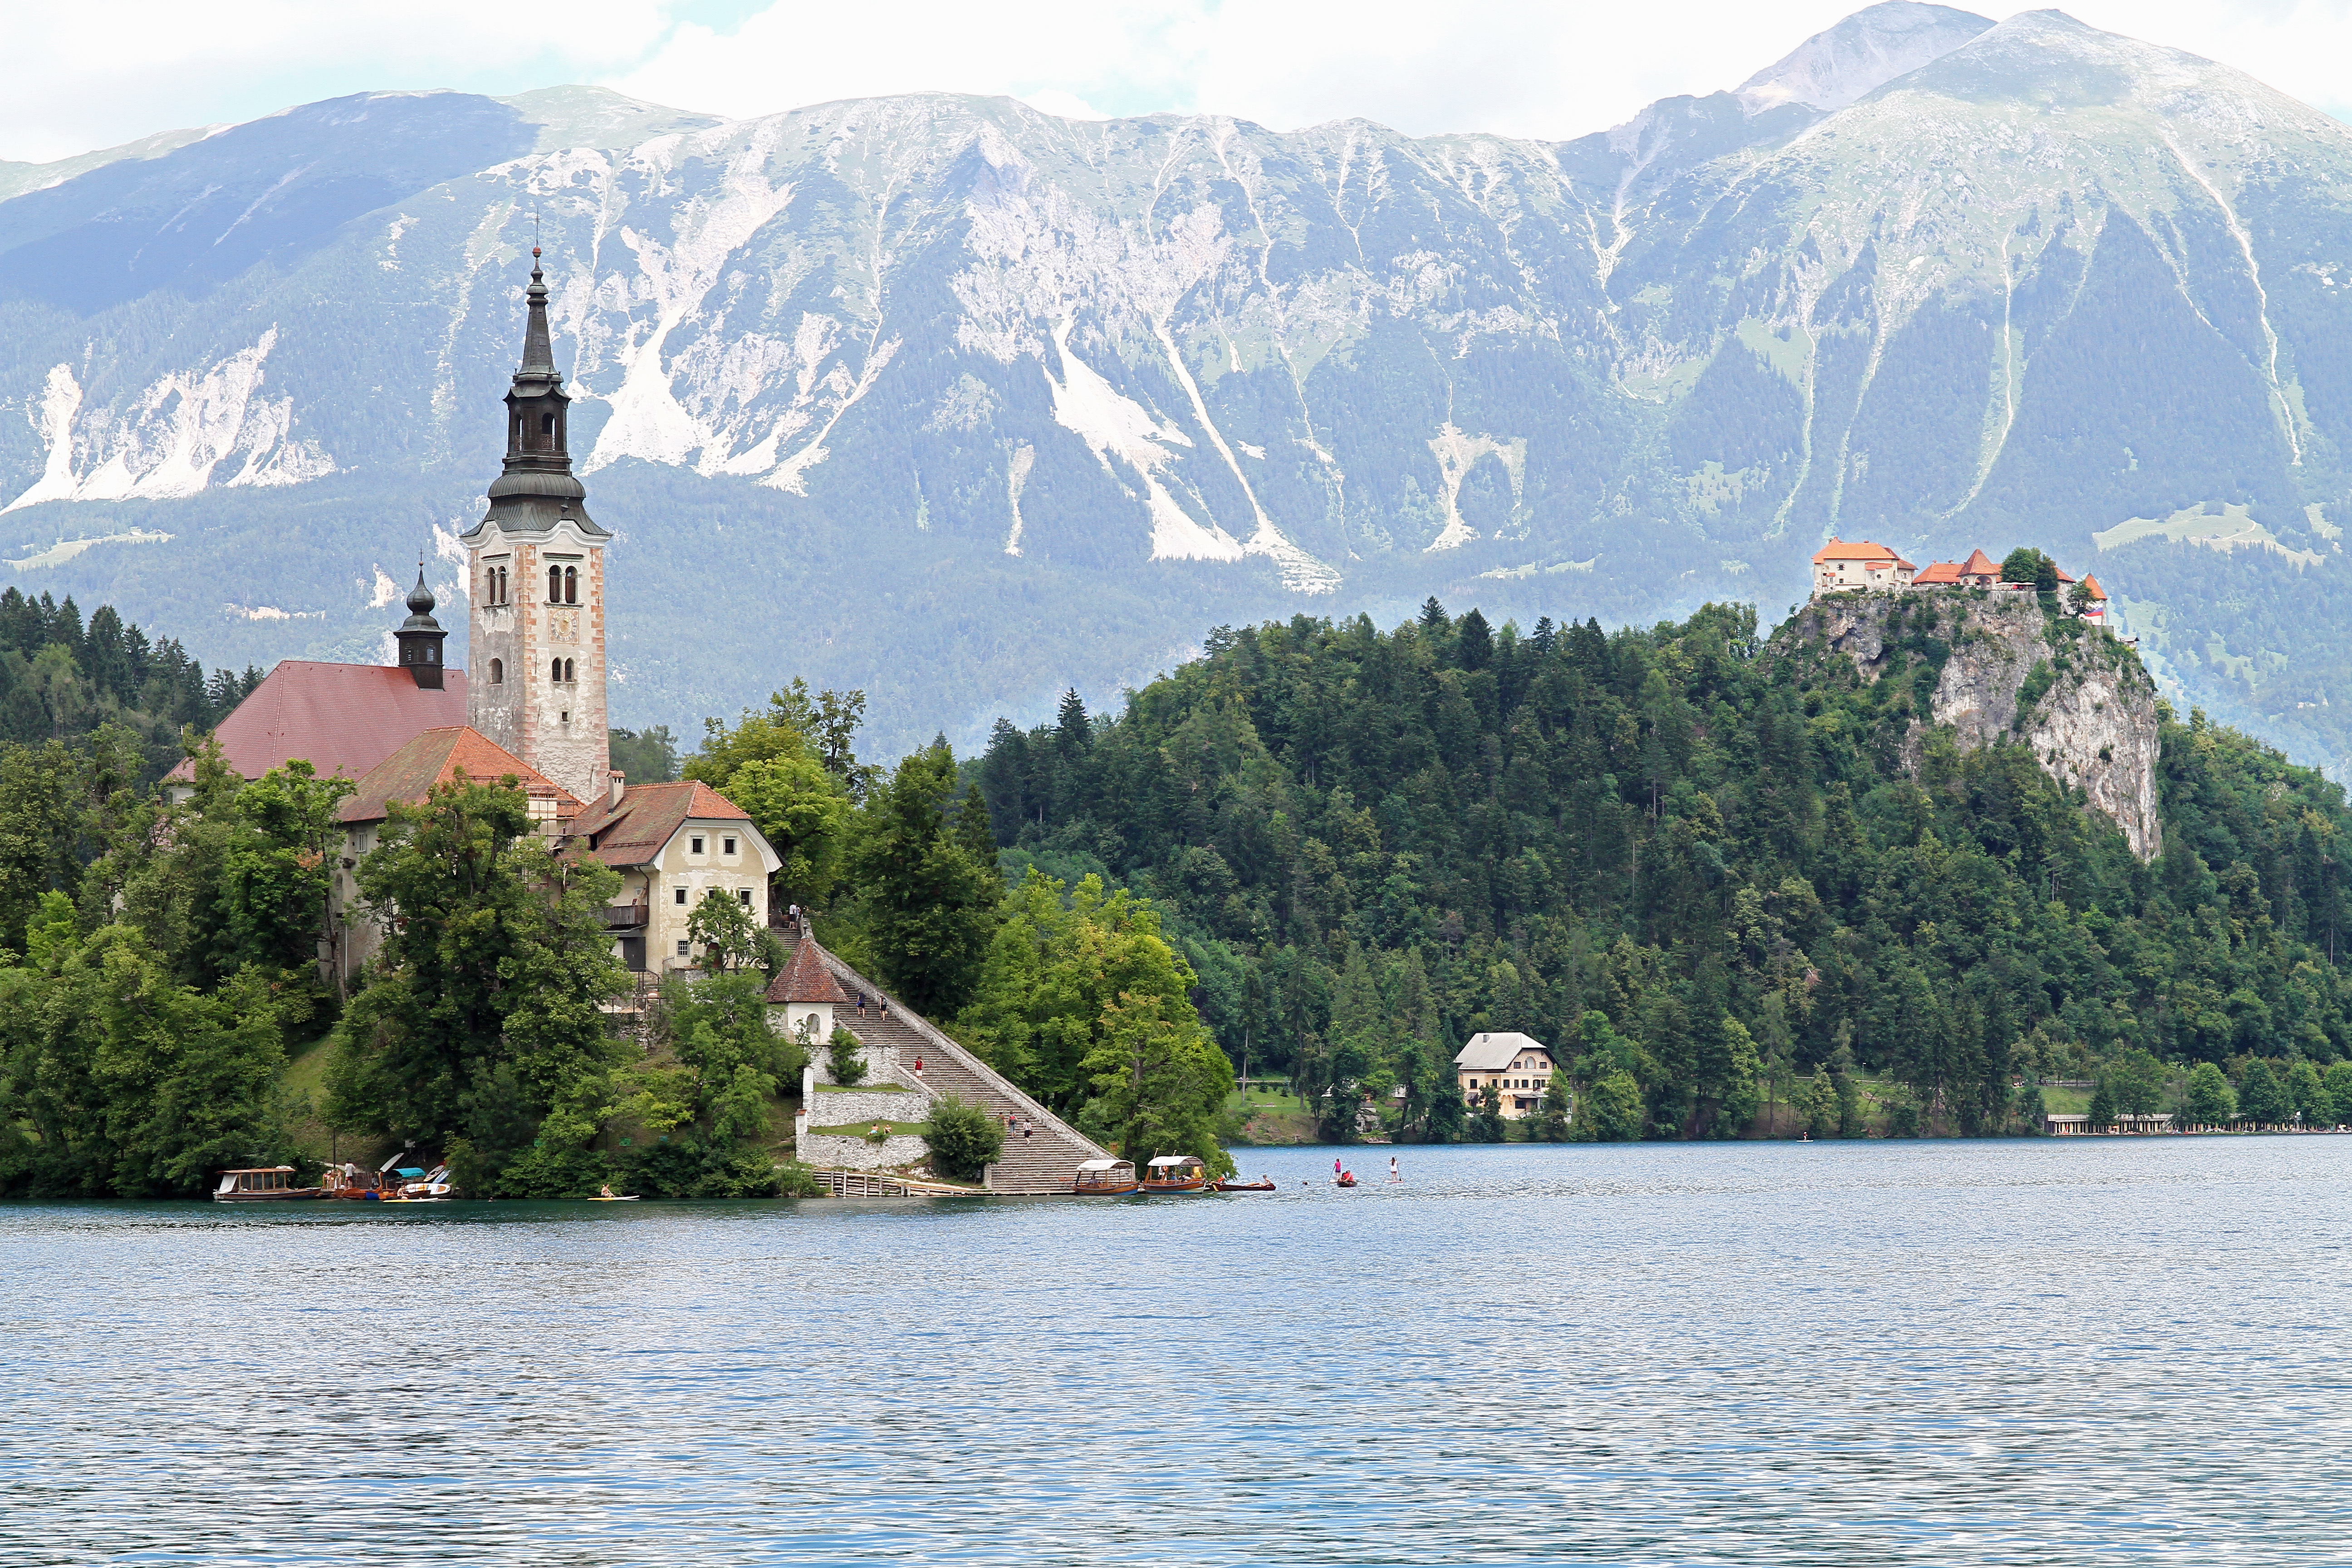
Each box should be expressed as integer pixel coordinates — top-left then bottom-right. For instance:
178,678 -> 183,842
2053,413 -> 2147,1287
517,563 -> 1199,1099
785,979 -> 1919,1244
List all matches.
807,1120 -> 930,1137
2040,1086 -> 2092,1114
813,1081 -> 911,1094
1228,1085 -> 1309,1116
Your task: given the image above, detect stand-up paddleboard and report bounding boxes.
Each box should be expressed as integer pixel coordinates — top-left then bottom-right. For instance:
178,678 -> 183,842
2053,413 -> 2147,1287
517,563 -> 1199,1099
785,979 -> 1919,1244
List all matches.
588,1195 -> 640,1202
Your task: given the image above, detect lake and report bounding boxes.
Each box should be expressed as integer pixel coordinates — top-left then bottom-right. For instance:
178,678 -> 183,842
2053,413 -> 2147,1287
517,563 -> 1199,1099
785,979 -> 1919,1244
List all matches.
4,1137 -> 2348,1565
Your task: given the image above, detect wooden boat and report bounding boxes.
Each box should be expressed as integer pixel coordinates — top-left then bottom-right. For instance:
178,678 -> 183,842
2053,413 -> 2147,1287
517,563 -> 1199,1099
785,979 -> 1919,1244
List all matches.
321,1163 -> 387,1201
1072,1158 -> 1139,1195
1211,1179 -> 1276,1192
212,1166 -> 323,1202
1333,1171 -> 1359,1188
1140,1154 -> 1209,1193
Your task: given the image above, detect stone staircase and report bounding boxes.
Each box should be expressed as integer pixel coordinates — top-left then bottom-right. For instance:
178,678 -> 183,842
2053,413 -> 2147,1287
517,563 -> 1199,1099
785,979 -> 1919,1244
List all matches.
783,932 -> 1111,1194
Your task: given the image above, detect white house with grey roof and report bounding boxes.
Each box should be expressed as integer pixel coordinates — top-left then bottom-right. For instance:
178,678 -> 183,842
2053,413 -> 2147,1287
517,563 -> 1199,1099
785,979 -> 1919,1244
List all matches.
1455,1032 -> 1559,1120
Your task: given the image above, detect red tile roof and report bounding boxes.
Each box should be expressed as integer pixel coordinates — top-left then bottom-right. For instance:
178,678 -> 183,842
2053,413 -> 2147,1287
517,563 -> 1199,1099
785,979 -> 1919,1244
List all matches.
167,661 -> 469,784
767,938 -> 850,1005
1912,561 -> 1964,585
565,779 -> 753,868
1812,539 -> 1904,565
2080,573 -> 2108,601
1960,549 -> 1999,577
338,727 -> 580,825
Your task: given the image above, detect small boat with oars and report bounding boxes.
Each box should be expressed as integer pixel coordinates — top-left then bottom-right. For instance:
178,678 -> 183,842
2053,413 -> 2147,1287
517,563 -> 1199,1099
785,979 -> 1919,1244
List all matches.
1333,1170 -> 1359,1188
1140,1154 -> 1210,1193
1072,1158 -> 1140,1195
212,1167 -> 324,1202
1212,1176 -> 1276,1192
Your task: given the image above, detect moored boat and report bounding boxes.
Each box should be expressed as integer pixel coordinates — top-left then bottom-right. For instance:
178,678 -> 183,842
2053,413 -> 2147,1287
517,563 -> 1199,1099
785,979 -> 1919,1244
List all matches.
1140,1154 -> 1209,1193
1211,1178 -> 1276,1192
1072,1158 -> 1140,1195
212,1167 -> 323,1202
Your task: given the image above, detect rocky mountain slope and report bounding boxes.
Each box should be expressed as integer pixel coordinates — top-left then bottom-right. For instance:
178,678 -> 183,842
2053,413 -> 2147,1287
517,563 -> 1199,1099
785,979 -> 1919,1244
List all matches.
1788,587 -> 2162,857
0,6 -> 2347,761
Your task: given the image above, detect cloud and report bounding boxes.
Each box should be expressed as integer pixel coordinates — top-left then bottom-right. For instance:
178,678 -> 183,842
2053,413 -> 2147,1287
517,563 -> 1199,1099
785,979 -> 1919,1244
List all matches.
6,1 -> 2352,166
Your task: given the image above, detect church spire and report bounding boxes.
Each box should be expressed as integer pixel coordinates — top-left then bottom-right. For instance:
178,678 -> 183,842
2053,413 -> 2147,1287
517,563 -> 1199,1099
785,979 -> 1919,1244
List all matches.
520,247 -> 555,373
481,242 -> 601,534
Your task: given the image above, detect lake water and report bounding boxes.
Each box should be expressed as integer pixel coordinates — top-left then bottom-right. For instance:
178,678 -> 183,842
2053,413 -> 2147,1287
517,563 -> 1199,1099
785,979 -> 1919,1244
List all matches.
4,1137 -> 2349,1565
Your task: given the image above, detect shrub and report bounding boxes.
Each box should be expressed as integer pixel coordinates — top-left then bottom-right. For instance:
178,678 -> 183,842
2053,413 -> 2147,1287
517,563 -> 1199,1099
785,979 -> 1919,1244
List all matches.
495,1143 -> 613,1198
827,1025 -> 867,1086
923,1093 -> 1004,1179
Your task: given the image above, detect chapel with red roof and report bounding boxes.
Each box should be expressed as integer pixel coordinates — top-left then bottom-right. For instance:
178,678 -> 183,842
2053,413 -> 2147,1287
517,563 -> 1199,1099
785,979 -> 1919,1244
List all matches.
185,250 -> 779,987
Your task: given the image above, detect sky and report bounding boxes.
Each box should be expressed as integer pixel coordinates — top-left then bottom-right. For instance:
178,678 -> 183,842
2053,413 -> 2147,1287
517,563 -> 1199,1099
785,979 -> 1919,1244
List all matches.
5,0 -> 2352,164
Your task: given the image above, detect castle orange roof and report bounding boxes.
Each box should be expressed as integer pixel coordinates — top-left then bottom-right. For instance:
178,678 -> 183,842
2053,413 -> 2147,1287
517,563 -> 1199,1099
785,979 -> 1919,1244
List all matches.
2080,573 -> 2107,601
1911,561 -> 1964,585
1812,539 -> 1904,564
1960,549 -> 1999,577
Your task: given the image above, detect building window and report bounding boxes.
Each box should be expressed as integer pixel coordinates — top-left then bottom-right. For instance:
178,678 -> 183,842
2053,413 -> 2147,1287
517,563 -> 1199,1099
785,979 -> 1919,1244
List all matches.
676,940 -> 690,958
691,836 -> 705,854
490,659 -> 502,685
564,565 -> 577,604
563,658 -> 574,683
737,889 -> 751,908
550,658 -> 562,683
674,887 -> 687,906
540,412 -> 556,436
723,837 -> 736,855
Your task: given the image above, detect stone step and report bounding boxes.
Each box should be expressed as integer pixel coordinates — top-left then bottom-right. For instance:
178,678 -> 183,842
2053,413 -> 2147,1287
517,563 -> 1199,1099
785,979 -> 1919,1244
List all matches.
790,935 -> 1107,1194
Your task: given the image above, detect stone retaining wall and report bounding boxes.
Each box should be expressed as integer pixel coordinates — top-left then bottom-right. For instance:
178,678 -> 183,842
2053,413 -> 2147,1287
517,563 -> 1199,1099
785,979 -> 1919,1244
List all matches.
799,1131 -> 932,1171
807,1087 -> 932,1127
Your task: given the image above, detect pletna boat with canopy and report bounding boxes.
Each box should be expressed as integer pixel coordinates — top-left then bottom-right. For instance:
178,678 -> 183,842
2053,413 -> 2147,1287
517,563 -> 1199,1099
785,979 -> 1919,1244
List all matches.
1140,1155 -> 1209,1193
1072,1159 -> 1139,1195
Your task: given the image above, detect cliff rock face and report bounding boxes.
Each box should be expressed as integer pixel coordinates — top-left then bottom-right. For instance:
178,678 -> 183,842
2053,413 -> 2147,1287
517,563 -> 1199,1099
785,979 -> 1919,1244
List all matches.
1790,591 -> 2163,860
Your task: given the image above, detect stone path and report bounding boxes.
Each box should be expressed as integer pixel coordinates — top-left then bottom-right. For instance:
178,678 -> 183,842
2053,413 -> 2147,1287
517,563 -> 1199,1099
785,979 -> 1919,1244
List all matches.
784,933 -> 1112,1194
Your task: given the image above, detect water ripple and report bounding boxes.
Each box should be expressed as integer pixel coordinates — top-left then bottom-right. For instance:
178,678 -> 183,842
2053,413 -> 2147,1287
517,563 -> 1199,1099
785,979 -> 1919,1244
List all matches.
4,1138 -> 2350,1564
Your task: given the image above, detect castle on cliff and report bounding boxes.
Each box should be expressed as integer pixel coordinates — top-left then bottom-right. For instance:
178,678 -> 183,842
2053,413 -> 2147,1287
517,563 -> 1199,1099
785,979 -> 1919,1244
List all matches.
1810,539 -> 2108,627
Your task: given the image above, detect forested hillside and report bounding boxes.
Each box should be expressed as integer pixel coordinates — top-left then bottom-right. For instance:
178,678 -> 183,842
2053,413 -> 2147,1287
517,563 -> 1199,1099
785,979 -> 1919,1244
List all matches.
972,599 -> 2352,1139
0,588 -> 258,778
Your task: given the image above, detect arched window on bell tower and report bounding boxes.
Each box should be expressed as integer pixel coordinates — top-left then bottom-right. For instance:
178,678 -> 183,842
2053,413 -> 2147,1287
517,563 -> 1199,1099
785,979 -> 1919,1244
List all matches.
490,659 -> 503,684
564,565 -> 577,604
548,564 -> 561,603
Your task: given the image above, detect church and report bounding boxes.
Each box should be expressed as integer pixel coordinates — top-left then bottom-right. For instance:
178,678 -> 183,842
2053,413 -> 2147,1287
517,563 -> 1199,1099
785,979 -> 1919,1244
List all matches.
177,249 -> 779,988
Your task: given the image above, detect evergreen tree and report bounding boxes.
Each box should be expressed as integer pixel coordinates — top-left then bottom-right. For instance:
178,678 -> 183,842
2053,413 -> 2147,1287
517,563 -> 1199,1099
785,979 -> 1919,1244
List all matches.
845,742 -> 1000,1018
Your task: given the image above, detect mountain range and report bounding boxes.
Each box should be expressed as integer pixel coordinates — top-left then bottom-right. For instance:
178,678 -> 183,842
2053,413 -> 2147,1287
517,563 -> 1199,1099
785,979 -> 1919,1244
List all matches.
2,5 -> 2350,764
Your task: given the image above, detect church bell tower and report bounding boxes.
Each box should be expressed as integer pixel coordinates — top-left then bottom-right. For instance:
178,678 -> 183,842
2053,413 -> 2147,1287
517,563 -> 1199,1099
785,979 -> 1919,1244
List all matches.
461,247 -> 611,806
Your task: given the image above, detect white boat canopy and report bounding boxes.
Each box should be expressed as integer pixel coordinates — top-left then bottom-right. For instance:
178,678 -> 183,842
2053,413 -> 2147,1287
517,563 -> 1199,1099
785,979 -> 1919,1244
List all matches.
1146,1155 -> 1205,1168
1076,1159 -> 1128,1171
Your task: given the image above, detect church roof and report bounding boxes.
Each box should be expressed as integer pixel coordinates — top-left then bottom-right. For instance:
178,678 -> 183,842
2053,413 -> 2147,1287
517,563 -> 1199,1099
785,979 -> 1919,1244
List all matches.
164,661 -> 469,786
767,938 -> 850,1006
337,726 -> 579,825
567,779 -> 752,867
